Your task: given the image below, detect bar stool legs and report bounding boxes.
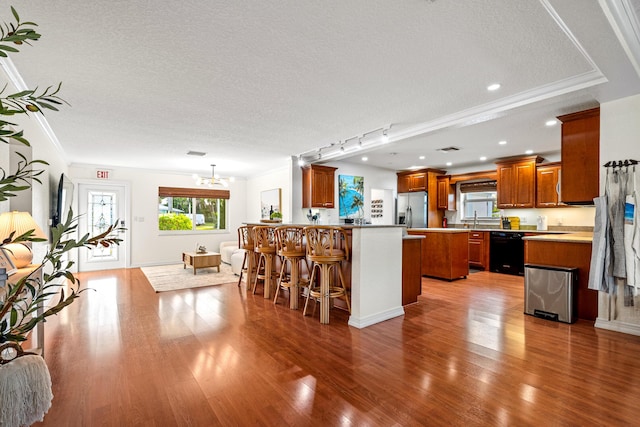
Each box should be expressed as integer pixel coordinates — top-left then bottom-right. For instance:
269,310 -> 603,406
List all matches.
274,256 -> 309,309
303,261 -> 350,324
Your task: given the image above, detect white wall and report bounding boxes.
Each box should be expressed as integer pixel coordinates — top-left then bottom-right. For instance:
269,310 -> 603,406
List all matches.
245,162 -> 291,223
596,93 -> 640,335
68,165 -> 248,267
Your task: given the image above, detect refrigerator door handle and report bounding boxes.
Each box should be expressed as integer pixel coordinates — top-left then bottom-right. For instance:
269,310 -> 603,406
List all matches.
407,206 -> 412,228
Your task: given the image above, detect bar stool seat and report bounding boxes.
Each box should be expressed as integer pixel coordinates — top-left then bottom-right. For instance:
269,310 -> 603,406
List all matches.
274,226 -> 310,309
252,226 -> 278,299
303,226 -> 351,324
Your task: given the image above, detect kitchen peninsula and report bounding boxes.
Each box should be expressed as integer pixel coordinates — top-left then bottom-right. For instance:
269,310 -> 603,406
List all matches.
245,223 -> 405,328
407,228 -> 469,280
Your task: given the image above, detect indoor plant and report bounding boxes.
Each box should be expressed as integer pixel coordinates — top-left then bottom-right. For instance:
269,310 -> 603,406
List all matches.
0,6 -> 122,349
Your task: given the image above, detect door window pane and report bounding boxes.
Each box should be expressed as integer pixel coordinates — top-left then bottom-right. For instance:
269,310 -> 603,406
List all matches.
88,191 -> 118,261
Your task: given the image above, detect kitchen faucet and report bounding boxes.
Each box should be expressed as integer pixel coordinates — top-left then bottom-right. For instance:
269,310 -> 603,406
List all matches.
473,210 -> 478,229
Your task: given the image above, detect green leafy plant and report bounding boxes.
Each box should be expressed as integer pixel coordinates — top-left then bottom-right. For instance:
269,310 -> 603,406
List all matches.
0,6 -> 122,346
158,213 -> 193,230
270,211 -> 282,220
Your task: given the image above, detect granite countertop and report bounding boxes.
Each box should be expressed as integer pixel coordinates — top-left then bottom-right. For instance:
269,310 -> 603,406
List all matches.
245,222 -> 404,229
408,228 -> 470,233
461,228 -> 568,234
523,231 -> 593,243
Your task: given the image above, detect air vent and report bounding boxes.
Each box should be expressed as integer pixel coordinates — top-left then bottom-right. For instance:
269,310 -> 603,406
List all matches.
437,146 -> 460,153
187,150 -> 207,156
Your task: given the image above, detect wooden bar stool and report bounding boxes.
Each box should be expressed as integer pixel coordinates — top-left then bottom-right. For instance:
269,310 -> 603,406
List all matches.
237,226 -> 256,289
303,226 -> 351,324
252,225 -> 278,299
273,225 -> 310,309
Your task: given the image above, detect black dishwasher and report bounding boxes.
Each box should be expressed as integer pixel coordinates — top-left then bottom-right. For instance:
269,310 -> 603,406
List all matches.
489,231 -> 525,275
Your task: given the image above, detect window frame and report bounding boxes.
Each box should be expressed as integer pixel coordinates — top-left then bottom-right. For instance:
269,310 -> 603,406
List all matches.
158,186 -> 230,234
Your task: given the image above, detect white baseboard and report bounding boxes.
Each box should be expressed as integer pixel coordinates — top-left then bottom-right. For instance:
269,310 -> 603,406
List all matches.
595,318 -> 640,336
348,306 -> 405,329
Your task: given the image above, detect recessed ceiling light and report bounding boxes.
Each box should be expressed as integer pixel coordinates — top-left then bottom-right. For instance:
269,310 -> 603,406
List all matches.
487,83 -> 501,91
480,156 -> 487,161
419,155 -> 425,160
545,119 -> 557,126
525,149 -> 533,155
446,162 -> 452,166
362,156 -> 368,161
498,140 -> 507,145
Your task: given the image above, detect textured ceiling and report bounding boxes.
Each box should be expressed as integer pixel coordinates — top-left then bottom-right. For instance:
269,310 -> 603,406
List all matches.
2,0 -> 640,178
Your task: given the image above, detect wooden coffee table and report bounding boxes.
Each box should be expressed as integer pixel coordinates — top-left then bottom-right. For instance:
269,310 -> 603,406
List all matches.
182,252 -> 221,275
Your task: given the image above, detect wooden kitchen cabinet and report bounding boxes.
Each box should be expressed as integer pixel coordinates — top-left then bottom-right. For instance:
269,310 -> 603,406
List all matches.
407,229 -> 469,280
402,236 -> 423,305
397,172 -> 427,192
436,175 -> 456,210
557,107 -> 600,205
302,164 -> 337,208
468,231 -> 489,270
525,237 -> 597,321
496,156 -> 542,208
536,162 -> 562,208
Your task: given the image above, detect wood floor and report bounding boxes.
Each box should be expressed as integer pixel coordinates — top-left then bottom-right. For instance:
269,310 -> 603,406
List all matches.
32,268 -> 640,426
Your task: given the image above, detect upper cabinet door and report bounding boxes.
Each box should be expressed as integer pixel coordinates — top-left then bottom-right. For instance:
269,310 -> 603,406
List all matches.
302,164 -> 337,208
397,172 -> 427,192
397,174 -> 411,193
496,164 -> 515,208
513,161 -> 536,207
558,107 -> 599,205
410,173 -> 427,192
436,175 -> 455,210
496,156 -> 541,209
536,163 -> 561,207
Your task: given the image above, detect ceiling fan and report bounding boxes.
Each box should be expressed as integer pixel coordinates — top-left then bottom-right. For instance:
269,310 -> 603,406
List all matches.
192,164 -> 232,188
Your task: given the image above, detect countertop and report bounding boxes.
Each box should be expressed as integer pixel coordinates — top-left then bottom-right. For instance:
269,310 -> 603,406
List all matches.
245,222 -> 404,229
523,231 -> 593,243
408,228 -> 469,233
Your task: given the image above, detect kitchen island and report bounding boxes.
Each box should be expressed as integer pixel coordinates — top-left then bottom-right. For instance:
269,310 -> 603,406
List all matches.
407,228 -> 469,280
245,222 -> 405,328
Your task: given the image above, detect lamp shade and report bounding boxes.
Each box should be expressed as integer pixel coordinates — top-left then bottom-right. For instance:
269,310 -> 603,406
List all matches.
0,211 -> 47,268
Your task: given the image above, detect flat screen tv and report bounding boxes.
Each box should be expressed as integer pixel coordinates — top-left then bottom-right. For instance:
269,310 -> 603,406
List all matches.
53,173 -> 74,227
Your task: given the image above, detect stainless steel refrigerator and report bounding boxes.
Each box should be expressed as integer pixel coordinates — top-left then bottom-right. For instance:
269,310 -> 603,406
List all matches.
396,192 -> 428,228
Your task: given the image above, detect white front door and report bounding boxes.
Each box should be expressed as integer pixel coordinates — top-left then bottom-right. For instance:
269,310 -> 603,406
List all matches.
78,183 -> 128,271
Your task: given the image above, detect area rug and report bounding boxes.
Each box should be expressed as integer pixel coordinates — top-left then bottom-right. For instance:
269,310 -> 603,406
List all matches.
141,262 -> 238,292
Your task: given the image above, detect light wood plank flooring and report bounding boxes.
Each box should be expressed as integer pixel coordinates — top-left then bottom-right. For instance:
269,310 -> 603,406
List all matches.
32,268 -> 640,426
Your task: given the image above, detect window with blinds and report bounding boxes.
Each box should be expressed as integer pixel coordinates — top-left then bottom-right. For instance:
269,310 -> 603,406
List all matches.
158,187 -> 229,232
459,181 -> 498,219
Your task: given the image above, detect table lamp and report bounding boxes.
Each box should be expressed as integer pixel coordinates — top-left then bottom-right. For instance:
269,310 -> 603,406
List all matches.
0,211 -> 47,268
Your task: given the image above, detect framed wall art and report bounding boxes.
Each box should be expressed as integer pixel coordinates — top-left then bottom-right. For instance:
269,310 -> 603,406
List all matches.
260,188 -> 282,219
338,175 -> 364,219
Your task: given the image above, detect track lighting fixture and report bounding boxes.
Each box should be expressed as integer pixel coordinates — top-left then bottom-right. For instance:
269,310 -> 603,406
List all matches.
297,124 -> 392,165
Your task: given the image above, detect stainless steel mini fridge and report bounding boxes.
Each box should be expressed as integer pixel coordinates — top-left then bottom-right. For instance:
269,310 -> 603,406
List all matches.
524,264 -> 578,323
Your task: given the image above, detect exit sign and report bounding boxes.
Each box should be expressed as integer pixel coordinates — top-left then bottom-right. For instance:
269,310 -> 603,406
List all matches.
96,169 -> 112,179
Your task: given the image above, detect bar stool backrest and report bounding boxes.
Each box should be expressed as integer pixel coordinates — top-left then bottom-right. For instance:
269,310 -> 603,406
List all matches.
238,226 -> 255,251
303,226 -> 349,263
275,226 -> 305,257
253,226 -> 276,254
